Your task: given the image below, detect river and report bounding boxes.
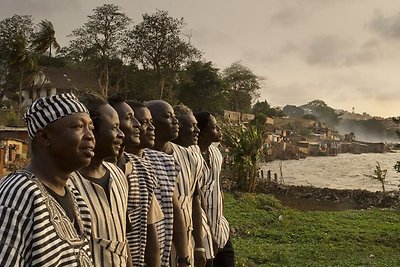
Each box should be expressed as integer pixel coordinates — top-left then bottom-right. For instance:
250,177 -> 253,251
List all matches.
260,152 -> 400,192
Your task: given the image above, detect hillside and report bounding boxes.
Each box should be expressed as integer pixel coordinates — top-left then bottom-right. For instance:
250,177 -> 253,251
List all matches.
282,100 -> 399,142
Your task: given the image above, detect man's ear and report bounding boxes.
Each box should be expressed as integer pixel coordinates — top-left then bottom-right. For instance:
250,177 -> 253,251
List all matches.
35,129 -> 51,147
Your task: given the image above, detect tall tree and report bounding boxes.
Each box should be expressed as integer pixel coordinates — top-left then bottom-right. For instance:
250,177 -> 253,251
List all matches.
125,10 -> 201,100
66,4 -> 131,97
31,20 -> 60,57
222,62 -> 261,113
176,61 -> 227,113
1,33 -> 36,121
0,14 -> 34,86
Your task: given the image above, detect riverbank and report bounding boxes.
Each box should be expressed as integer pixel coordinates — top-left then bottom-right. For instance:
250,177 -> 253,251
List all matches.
255,181 -> 400,211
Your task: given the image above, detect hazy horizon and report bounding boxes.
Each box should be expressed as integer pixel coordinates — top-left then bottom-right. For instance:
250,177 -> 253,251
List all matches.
2,0 -> 400,118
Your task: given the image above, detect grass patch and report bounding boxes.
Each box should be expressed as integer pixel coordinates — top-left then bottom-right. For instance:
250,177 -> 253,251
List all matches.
225,192 -> 400,266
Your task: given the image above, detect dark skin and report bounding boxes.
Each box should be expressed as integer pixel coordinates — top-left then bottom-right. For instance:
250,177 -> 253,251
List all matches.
74,104 -> 133,267
128,105 -> 190,266
197,114 -> 223,254
174,113 -> 200,147
27,113 -> 95,195
112,102 -> 161,267
78,104 -> 124,178
173,112 -> 208,267
147,100 -> 205,267
198,115 -> 222,153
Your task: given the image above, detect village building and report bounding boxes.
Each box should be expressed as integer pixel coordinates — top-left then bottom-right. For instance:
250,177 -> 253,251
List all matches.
21,66 -> 99,105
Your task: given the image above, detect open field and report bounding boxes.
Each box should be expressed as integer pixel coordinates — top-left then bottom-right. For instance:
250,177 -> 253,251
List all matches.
224,193 -> 400,267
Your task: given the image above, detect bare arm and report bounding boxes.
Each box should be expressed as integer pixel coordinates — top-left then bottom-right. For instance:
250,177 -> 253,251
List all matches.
126,243 -> 133,267
192,184 -> 206,267
172,188 -> 189,258
145,223 -> 161,266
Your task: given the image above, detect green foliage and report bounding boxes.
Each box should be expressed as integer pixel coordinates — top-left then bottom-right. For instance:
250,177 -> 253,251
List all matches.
176,61 -> 227,112
302,113 -> 317,120
222,124 -> 265,192
301,99 -> 341,127
223,62 -> 261,113
0,109 -> 20,126
65,4 -> 132,97
364,161 -> 387,192
225,193 -> 400,266
282,105 -> 304,117
253,100 -> 284,118
125,10 -> 202,100
31,20 -> 60,57
251,113 -> 267,127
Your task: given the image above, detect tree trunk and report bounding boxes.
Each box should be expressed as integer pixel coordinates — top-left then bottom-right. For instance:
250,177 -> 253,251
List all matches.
156,69 -> 164,99
104,63 -> 109,98
17,71 -> 25,124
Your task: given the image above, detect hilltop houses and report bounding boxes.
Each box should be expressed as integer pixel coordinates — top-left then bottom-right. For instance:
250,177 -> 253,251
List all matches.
21,67 -> 99,106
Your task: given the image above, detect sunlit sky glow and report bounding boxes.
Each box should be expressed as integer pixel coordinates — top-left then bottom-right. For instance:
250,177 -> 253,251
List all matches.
2,0 -> 400,117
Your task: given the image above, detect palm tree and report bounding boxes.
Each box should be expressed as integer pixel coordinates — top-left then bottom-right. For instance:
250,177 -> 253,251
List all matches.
31,20 -> 60,57
1,33 -> 36,122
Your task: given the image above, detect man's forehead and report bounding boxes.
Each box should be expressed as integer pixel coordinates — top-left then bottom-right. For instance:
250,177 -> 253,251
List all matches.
115,102 -> 133,114
181,113 -> 197,124
135,106 -> 152,119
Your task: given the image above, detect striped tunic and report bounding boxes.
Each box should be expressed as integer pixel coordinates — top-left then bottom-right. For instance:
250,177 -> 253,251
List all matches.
189,145 -> 215,259
201,144 -> 230,249
124,152 -> 158,267
68,162 -> 129,267
144,148 -> 179,267
0,170 -> 93,267
170,143 -> 204,265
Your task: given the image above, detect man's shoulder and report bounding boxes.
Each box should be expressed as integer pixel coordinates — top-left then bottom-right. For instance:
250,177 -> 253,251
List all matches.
0,170 -> 39,194
171,142 -> 195,158
103,161 -> 125,177
209,143 -> 223,155
144,148 -> 172,160
0,170 -> 41,212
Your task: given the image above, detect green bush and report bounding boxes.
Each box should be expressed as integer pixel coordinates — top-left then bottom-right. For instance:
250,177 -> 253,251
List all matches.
222,124 -> 265,192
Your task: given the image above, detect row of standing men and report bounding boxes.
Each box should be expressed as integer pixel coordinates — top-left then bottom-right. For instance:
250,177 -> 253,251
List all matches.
0,92 -> 234,267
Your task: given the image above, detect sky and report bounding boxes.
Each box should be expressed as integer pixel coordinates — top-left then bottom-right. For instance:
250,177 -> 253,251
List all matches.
1,0 -> 400,118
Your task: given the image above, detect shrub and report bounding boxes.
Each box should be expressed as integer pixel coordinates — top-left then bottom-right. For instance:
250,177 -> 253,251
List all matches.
222,123 -> 265,192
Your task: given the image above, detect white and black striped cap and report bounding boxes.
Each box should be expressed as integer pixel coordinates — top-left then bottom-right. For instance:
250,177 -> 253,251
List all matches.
23,93 -> 89,139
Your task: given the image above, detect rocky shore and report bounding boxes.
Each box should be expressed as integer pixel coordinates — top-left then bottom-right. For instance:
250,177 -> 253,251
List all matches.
255,180 -> 400,211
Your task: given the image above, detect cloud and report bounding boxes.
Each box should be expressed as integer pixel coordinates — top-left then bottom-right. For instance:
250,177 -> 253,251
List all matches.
191,27 -> 233,48
305,35 -> 349,66
0,0 -> 81,18
368,9 -> 400,39
344,39 -> 380,65
271,6 -> 308,26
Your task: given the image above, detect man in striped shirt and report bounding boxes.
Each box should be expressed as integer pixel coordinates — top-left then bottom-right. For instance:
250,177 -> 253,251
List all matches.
0,93 -> 95,266
195,112 -> 234,267
173,104 -> 215,265
127,100 -> 190,267
146,100 -> 206,267
109,97 -> 163,267
68,93 -> 132,266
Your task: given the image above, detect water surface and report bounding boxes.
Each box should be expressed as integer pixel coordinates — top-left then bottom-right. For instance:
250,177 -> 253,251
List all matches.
261,152 -> 400,192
